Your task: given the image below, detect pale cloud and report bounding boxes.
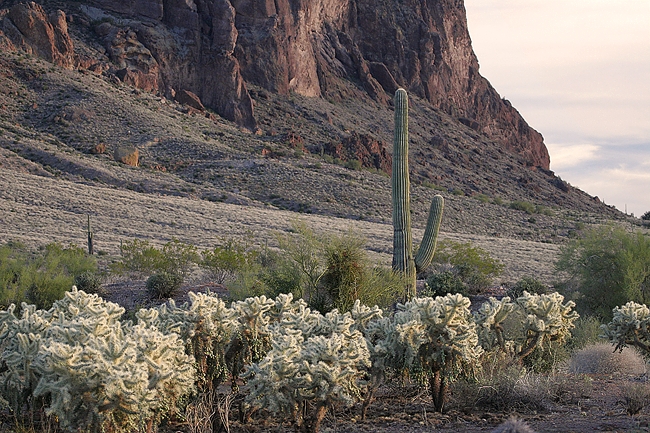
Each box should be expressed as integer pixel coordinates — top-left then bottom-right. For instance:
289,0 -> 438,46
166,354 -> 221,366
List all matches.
546,143 -> 600,171
464,0 -> 650,216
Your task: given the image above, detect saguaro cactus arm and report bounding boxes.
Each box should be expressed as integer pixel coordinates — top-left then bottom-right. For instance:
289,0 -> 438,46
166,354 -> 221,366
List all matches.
392,88 -> 445,299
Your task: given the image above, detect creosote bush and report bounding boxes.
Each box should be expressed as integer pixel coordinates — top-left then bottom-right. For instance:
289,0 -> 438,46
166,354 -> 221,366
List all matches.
0,241 -> 97,309
430,240 -> 504,295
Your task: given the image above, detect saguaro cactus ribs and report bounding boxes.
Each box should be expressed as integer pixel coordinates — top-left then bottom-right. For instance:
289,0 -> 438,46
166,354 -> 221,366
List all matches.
392,88 -> 444,299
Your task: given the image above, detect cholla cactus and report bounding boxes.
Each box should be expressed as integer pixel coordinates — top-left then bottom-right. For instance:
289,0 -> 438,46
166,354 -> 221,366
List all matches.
0,303 -> 50,412
474,292 -> 579,361
142,291 -> 239,391
244,296 -> 371,433
379,294 -> 483,412
601,301 -> 650,355
0,288 -> 195,433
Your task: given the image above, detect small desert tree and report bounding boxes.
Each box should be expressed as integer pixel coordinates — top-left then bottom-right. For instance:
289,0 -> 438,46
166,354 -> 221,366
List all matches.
556,225 -> 650,319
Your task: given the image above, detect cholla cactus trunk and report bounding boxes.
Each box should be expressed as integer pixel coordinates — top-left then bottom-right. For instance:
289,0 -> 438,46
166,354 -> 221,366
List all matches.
392,88 -> 416,298
392,89 -> 444,299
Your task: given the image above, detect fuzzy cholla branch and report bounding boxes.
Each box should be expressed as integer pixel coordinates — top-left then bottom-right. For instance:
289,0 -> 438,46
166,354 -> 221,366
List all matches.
602,301 -> 650,355
244,297 -> 370,433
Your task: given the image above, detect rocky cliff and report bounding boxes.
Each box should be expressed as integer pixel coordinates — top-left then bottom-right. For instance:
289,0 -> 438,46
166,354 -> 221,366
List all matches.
0,0 -> 549,169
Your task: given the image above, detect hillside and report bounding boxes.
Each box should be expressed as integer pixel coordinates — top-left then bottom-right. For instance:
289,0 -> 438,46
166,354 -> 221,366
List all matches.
0,0 -> 638,287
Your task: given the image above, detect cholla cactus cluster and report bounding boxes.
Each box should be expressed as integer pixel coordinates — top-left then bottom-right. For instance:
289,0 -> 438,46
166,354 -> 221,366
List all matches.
0,287 -> 581,433
601,301 -> 650,355
245,295 -> 372,432
0,288 -> 195,432
473,291 -> 579,360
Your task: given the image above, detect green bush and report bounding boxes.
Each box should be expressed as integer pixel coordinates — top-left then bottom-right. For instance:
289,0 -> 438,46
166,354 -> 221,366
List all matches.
432,240 -> 504,294
200,238 -> 259,285
507,276 -> 547,299
509,200 -> 536,214
0,242 -> 96,309
642,211 -> 650,221
113,238 -> 198,279
74,271 -> 103,294
424,271 -> 466,297
146,272 -> 184,299
555,225 -> 650,319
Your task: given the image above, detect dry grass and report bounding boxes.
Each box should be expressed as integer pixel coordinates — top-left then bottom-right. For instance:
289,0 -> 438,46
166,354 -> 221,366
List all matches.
0,169 -> 562,285
568,343 -> 647,376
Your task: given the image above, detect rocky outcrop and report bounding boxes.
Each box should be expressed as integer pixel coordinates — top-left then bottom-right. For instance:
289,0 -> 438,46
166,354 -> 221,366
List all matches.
0,0 -> 548,168
0,2 -> 74,68
325,132 -> 392,173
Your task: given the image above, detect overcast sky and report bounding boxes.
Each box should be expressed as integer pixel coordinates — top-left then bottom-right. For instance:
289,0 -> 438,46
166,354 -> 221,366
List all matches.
464,0 -> 650,217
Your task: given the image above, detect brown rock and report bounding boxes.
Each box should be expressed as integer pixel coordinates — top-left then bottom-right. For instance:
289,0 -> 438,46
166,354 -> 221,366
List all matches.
91,143 -> 106,154
114,146 -> 139,167
175,89 -> 205,111
325,132 -> 391,173
2,2 -> 74,68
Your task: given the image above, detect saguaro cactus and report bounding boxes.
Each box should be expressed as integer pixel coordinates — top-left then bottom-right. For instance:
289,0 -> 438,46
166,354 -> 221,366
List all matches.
86,214 -> 94,255
392,88 -> 444,299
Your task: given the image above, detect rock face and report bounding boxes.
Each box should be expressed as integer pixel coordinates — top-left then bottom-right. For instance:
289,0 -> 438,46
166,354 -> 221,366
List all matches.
0,0 -> 549,169
0,2 -> 74,68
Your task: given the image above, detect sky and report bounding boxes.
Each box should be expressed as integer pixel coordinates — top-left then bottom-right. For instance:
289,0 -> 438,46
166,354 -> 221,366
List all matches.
464,0 -> 650,217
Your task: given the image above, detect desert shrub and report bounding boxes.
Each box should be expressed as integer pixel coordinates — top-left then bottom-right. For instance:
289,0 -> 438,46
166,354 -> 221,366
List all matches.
0,242 -> 97,309
509,200 -> 536,214
146,271 -> 184,299
200,238 -> 259,285
450,358 -> 550,413
73,271 -> 103,294
275,221 -> 325,302
424,270 -> 466,296
621,382 -> 650,415
642,211 -> 650,221
555,225 -> 650,319
113,238 -> 198,280
567,315 -> 603,352
568,343 -> 646,375
320,233 -> 365,312
432,240 -> 504,294
507,276 -> 547,299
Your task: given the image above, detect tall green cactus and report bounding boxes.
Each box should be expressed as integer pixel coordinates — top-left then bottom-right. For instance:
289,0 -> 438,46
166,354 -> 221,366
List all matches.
87,214 -> 94,255
392,88 -> 444,299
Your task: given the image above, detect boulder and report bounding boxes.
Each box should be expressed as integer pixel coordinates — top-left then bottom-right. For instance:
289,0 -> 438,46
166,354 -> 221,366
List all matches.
114,146 -> 139,167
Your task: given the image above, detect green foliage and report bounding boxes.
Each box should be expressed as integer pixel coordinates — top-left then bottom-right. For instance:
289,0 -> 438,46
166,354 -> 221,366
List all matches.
146,271 -> 184,299
567,315 -> 603,352
320,233 -> 366,312
424,270 -> 466,297
507,276 -> 547,299
433,240 -> 504,294
200,238 -> 259,285
641,211 -> 650,221
555,225 -> 650,319
509,200 -> 536,214
73,271 -> 103,294
113,238 -> 198,279
0,242 -> 96,309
